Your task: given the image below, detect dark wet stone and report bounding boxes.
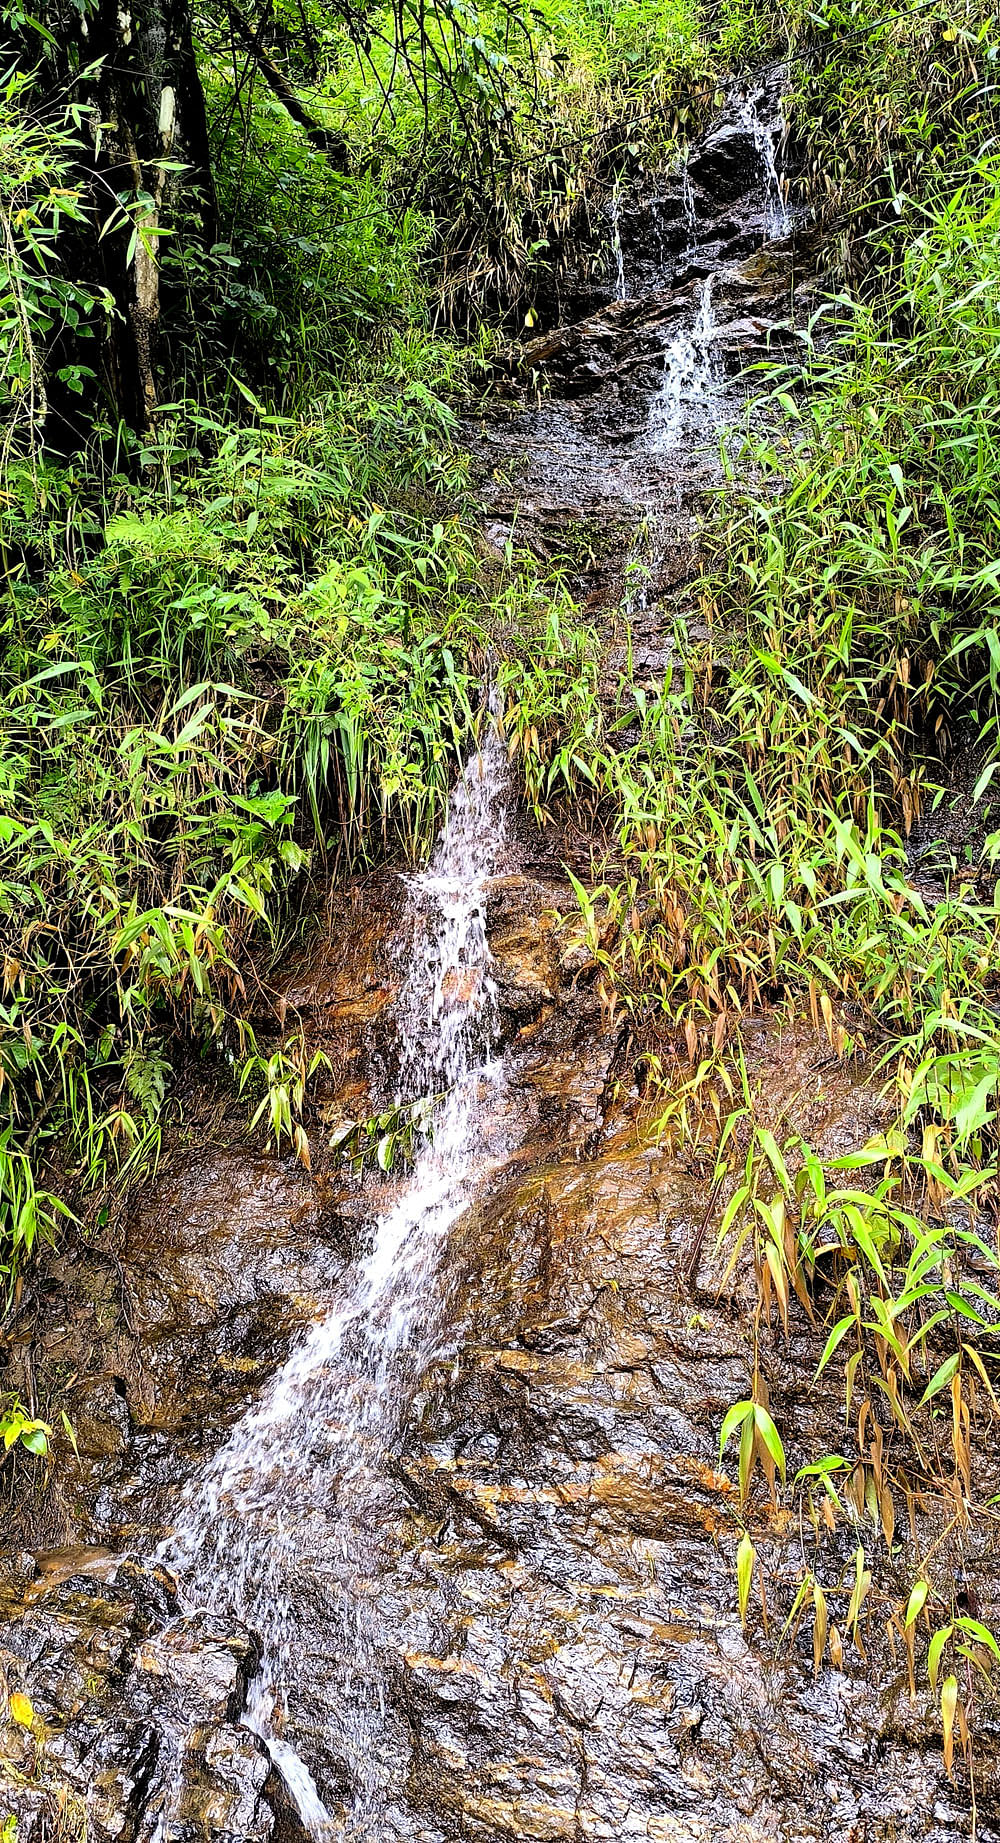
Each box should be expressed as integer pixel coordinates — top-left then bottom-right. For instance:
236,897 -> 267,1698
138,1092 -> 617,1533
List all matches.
687,121 -> 760,201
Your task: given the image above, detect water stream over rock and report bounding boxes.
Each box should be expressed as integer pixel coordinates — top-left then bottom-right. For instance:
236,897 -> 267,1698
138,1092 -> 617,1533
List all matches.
157,732 -> 513,1837
3,67 -> 998,1843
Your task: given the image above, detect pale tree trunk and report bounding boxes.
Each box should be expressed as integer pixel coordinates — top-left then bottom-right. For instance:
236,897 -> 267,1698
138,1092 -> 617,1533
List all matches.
83,0 -> 218,429
13,0 -> 216,437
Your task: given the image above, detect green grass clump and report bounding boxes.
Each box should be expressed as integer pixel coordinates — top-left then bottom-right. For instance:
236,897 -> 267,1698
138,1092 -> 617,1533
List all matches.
510,0 -> 1000,1758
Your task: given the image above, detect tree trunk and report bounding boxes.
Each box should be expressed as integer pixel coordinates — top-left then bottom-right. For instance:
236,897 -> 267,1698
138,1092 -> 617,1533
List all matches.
15,0 -> 217,439
227,3 -> 350,171
87,0 -> 218,429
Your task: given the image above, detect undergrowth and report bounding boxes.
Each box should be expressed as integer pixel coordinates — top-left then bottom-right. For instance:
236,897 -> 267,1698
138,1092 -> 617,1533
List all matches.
5,0 -> 1000,1788
517,0 -> 1000,1777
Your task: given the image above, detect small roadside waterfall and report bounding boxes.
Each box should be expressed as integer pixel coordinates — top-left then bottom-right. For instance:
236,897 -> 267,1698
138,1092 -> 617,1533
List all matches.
681,154 -> 697,252
648,275 -> 718,451
741,86 -> 790,239
609,191 -> 627,300
154,731 -> 511,1837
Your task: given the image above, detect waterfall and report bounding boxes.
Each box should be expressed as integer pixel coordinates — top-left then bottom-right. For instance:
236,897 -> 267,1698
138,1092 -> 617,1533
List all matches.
681,154 -> 697,253
153,730 -> 511,1838
741,87 -> 790,240
609,191 -> 627,301
648,275 -> 718,452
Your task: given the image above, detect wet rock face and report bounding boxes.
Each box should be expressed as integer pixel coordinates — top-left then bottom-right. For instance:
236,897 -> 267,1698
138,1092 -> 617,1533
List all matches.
372,1048 -> 1000,1843
5,74 -> 1000,1843
0,1563 -> 278,1842
475,75 -> 805,668
687,119 -> 762,202
24,1147 -> 342,1555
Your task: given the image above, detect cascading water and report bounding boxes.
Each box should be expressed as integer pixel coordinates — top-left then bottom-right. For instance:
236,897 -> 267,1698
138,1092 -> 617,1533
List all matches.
608,191 -> 627,301
741,86 -> 790,240
153,730 -> 512,1838
648,274 -> 718,452
681,154 -> 697,253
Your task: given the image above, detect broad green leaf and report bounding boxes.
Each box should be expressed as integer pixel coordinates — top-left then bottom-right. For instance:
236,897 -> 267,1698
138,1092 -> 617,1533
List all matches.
920,1352 -> 960,1404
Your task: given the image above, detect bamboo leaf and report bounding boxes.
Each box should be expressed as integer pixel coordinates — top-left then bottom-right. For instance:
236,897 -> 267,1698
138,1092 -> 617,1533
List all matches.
719,1400 -> 753,1457
816,1314 -> 857,1378
736,1533 -> 755,1625
940,1675 -> 958,1777
905,1579 -> 930,1628
928,1625 -> 952,1694
753,1405 -> 786,1481
813,1582 -> 828,1676
920,1352 -> 960,1404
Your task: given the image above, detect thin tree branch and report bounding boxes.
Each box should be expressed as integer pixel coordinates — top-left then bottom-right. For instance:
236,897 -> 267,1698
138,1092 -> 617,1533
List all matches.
226,2 -> 350,170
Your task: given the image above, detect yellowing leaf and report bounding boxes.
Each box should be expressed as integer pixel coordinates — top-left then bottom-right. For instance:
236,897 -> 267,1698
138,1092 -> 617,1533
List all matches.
928,1625 -> 953,1694
812,1583 -> 828,1676
941,1674 -> 959,1778
9,1692 -> 34,1728
736,1533 -> 755,1626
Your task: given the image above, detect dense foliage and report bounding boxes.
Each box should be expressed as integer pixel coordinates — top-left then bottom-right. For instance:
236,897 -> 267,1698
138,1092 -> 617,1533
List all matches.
0,0 -> 712,1280
541,0 -> 1000,1750
4,0 -> 1000,1772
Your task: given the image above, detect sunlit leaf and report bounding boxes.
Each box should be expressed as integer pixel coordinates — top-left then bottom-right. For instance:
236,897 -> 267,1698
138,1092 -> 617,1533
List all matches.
736,1533 -> 755,1625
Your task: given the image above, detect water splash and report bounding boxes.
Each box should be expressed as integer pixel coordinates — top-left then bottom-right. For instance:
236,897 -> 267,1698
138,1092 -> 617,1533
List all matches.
153,730 -> 512,1837
648,275 -> 718,452
681,154 -> 697,253
741,87 -> 790,240
609,191 -> 627,301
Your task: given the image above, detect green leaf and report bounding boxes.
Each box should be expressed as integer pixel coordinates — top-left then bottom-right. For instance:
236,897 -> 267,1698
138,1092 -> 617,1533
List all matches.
920,1353 -> 960,1404
815,1314 -> 857,1378
739,1410 -> 755,1501
753,1405 -> 786,1480
954,1616 -> 1000,1663
928,1624 -> 953,1693
736,1533 -> 755,1625
905,1579 -> 930,1627
719,1400 -> 754,1456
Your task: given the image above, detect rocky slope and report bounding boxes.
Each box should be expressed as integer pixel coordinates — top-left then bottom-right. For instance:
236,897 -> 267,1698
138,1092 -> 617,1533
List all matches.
3,74 -> 998,1843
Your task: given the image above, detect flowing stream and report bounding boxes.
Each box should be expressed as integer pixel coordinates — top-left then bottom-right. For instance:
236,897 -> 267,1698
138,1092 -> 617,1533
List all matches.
608,191 -> 627,300
156,730 -> 512,1837
742,84 -> 790,238
648,274 -> 718,452
145,83 -> 788,1843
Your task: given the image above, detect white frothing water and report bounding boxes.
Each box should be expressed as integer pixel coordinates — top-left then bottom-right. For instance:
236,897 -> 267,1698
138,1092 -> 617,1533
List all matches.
153,731 -> 511,1838
648,275 -> 718,452
681,155 -> 697,252
609,192 -> 627,301
741,88 -> 790,240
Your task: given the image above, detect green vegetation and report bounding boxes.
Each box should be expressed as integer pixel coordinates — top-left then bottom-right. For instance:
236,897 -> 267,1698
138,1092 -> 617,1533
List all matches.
5,0 -> 1000,1785
1,0 -> 712,1282
530,0 -> 1000,1761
